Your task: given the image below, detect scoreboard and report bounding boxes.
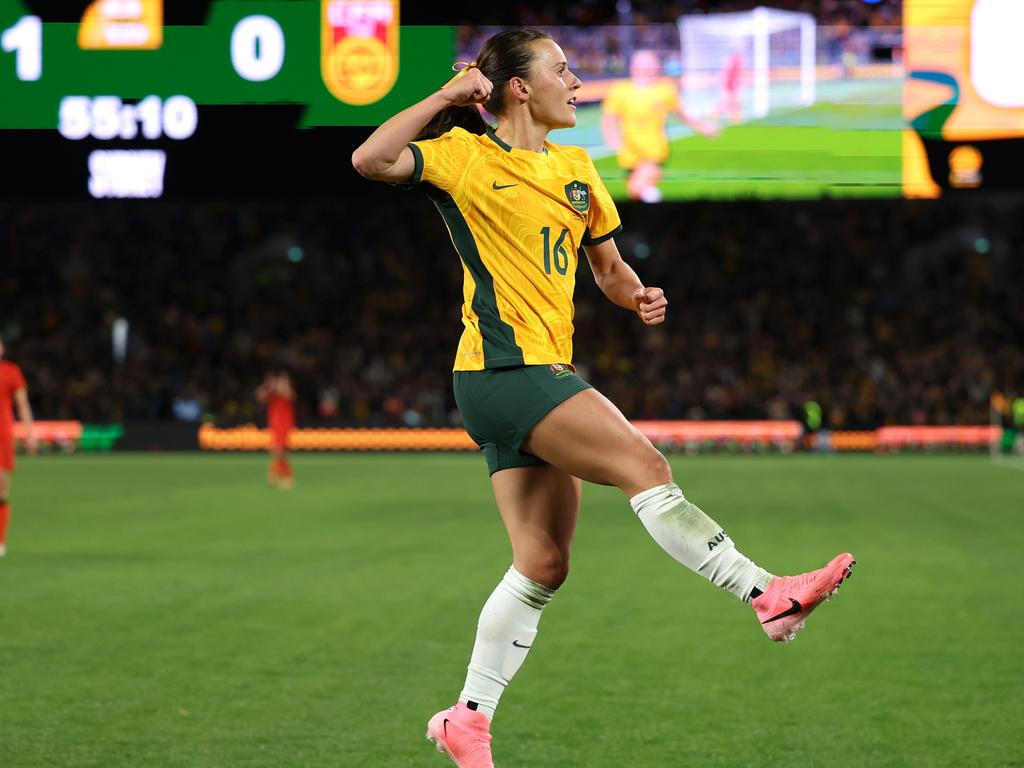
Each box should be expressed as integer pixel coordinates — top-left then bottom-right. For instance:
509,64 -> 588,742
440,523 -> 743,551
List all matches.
0,1 -> 455,198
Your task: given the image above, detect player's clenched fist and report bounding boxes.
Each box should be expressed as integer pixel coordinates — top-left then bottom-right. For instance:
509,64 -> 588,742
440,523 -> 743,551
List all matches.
441,67 -> 493,107
632,286 -> 667,326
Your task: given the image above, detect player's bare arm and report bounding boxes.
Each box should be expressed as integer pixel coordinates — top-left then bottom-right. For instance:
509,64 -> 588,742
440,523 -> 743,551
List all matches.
255,378 -> 272,403
679,104 -> 719,138
583,238 -> 667,325
13,387 -> 36,455
351,68 -> 493,184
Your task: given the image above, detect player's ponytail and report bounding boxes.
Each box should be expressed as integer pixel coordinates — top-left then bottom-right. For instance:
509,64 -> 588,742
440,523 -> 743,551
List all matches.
417,28 -> 552,140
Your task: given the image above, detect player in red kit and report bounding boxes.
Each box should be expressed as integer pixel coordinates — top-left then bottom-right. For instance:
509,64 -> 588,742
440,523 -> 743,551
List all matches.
0,336 -> 37,556
256,368 -> 296,489
715,49 -> 744,125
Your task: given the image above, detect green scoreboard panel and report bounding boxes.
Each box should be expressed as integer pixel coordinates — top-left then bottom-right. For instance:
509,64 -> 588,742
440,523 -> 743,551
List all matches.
0,1 -> 455,198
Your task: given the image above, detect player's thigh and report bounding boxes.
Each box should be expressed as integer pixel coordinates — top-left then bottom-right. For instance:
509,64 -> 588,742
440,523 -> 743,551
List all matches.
491,464 -> 581,589
521,388 -> 670,498
0,469 -> 10,497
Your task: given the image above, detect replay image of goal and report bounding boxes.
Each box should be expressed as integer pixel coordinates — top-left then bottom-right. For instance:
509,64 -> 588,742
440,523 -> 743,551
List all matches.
460,7 -> 902,201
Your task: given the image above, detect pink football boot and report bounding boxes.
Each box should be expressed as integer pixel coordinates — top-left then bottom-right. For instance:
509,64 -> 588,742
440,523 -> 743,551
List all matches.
426,702 -> 495,768
753,553 -> 856,642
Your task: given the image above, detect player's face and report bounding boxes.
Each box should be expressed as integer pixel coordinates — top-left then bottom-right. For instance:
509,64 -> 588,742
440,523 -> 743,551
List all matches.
525,39 -> 582,130
630,51 -> 661,83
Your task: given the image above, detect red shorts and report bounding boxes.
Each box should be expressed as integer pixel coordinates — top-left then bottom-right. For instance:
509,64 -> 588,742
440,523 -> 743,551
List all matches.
0,436 -> 14,472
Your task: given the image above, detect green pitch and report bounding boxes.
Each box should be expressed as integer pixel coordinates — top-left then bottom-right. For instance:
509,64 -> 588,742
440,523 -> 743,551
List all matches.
568,79 -> 903,200
1,454 -> 1021,767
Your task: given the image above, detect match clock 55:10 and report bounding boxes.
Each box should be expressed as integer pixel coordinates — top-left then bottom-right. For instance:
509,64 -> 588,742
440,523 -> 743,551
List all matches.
58,95 -> 199,141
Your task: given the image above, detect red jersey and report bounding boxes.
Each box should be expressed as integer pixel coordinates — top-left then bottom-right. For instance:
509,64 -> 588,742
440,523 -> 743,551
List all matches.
724,52 -> 743,92
0,361 -> 27,437
267,393 -> 295,433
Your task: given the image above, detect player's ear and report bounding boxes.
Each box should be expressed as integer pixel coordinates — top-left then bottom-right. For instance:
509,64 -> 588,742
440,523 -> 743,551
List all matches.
509,76 -> 530,102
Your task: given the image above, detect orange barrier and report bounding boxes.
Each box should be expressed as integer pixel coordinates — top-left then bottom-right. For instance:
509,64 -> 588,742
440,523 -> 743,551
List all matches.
824,431 -> 878,452
198,421 -> 802,452
875,426 -> 999,449
198,424 -> 478,452
12,421 -> 83,442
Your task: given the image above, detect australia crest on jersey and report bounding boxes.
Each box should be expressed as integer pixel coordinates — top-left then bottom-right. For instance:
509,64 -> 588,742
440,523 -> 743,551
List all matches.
564,180 -> 590,212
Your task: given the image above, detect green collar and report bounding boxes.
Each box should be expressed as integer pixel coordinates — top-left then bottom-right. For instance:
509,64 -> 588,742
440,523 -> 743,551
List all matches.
486,127 -> 548,155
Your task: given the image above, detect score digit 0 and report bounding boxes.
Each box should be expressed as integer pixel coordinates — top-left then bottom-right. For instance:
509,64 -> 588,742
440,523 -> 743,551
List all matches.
230,15 -> 285,82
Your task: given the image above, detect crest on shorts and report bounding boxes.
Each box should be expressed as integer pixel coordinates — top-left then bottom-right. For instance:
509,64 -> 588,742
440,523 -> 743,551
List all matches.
321,0 -> 400,106
549,363 -> 575,379
564,180 -> 590,212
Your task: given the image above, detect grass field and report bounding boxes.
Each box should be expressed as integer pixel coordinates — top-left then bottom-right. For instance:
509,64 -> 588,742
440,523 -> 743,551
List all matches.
2,454 -> 1022,767
563,79 -> 903,200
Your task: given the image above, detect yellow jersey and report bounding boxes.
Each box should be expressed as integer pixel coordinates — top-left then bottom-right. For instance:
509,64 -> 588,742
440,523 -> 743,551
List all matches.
602,80 -> 680,168
409,127 -> 621,371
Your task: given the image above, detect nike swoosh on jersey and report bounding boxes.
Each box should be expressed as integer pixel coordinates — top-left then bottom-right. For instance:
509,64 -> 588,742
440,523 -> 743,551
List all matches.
492,181 -> 518,190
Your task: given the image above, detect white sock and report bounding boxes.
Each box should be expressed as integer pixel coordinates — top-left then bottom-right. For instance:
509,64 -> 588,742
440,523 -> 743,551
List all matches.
459,566 -> 554,721
640,185 -> 663,203
630,483 -> 772,602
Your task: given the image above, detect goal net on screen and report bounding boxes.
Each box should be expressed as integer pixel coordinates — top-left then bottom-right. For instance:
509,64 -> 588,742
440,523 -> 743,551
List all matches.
678,6 -> 816,120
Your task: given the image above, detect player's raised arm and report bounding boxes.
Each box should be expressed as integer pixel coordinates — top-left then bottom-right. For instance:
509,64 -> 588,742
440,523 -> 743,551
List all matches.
255,375 -> 272,404
13,386 -> 35,455
351,68 -> 493,184
583,238 -> 667,326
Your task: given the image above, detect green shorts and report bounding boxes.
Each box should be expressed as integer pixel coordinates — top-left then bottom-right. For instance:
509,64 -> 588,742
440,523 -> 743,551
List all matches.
453,364 -> 592,475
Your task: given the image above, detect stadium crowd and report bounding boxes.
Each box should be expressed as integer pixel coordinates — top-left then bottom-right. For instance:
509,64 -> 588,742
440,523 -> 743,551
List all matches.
2,192 -> 1019,431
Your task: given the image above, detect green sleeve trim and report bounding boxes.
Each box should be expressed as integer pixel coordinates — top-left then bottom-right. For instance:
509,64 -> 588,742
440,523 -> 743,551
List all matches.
408,143 -> 424,184
582,223 -> 622,246
421,183 -> 525,369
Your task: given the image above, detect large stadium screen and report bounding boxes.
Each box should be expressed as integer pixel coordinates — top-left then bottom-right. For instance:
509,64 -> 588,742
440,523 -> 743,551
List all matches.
1,1 -> 1020,200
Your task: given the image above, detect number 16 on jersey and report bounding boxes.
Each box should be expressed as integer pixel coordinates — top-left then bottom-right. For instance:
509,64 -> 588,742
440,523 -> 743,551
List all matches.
541,227 -> 570,276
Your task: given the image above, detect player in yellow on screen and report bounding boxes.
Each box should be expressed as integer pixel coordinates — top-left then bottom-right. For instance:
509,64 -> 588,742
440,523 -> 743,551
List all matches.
601,49 -> 719,202
352,29 -> 854,768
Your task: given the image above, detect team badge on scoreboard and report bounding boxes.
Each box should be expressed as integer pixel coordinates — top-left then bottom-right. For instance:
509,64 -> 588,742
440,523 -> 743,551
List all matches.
321,0 -> 400,106
78,0 -> 163,50
564,180 -> 590,213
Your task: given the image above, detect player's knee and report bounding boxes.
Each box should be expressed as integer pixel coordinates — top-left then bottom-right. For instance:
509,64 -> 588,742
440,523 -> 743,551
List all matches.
522,549 -> 570,590
639,443 -> 672,488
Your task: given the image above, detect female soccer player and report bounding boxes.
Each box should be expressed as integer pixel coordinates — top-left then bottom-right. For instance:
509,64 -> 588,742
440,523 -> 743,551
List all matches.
601,49 -> 718,202
0,335 -> 37,557
352,30 -> 854,768
256,368 -> 296,490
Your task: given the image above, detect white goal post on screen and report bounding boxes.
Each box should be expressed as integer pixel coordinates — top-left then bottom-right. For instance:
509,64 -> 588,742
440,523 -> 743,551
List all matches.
678,6 -> 816,119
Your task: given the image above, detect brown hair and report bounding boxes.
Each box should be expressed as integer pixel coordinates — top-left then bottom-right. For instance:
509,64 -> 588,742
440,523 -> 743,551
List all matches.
417,28 -> 552,140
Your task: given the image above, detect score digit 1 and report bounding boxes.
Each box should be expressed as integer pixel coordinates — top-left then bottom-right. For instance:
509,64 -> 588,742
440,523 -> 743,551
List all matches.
1,15 -> 42,81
